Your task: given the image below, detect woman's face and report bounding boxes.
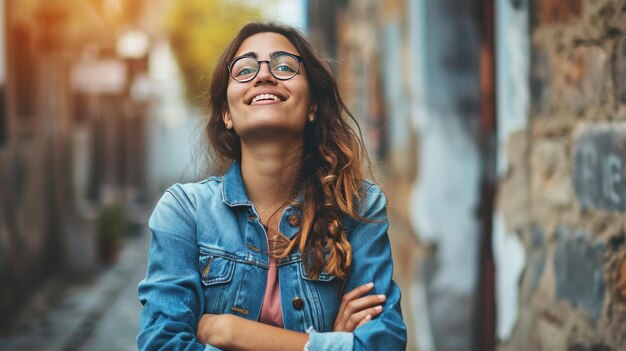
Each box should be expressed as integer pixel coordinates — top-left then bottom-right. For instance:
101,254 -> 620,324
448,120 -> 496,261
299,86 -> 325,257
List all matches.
224,32 -> 312,142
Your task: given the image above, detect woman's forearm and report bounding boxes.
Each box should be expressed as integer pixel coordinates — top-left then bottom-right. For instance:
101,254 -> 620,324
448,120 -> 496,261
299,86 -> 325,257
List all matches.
200,314 -> 309,351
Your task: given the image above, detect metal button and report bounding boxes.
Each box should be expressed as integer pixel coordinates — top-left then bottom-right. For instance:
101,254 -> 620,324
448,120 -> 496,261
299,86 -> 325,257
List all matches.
292,297 -> 304,310
288,215 -> 300,227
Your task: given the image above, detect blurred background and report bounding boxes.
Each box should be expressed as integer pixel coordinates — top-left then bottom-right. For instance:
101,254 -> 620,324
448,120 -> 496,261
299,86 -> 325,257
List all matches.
0,0 -> 625,350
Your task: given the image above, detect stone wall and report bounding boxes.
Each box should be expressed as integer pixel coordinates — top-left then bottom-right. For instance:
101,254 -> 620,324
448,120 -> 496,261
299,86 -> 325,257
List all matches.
498,0 -> 626,349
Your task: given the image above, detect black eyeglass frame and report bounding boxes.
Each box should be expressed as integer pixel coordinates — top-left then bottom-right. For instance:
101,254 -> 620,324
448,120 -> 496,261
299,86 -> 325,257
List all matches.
227,51 -> 303,83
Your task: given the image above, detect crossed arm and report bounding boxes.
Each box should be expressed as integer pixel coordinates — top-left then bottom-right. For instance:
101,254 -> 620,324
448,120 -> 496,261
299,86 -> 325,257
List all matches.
196,283 -> 386,350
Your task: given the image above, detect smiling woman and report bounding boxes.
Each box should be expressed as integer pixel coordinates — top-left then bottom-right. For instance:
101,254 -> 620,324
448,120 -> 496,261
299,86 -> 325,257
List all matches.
137,22 -> 407,351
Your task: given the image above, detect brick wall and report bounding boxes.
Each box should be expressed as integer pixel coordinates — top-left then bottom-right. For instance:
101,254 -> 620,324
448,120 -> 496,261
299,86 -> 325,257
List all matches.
499,0 -> 626,349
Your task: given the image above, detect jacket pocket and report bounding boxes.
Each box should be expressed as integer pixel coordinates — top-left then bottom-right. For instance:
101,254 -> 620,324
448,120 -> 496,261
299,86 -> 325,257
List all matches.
301,270 -> 336,282
199,254 -> 235,286
300,263 -> 336,282
198,249 -> 238,315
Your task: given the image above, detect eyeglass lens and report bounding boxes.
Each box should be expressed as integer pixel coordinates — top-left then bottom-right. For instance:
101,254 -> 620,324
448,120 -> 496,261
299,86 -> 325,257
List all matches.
230,54 -> 299,82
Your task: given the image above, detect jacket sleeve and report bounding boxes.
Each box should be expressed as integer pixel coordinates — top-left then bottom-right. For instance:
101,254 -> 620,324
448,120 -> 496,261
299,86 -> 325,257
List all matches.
137,187 -> 222,351
309,183 -> 408,351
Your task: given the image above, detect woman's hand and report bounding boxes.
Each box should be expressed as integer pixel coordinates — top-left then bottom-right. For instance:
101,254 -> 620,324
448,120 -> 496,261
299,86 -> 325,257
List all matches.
333,282 -> 386,332
197,313 -> 231,346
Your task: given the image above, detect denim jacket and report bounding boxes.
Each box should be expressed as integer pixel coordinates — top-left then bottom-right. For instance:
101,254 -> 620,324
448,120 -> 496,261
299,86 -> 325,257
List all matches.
137,161 -> 407,350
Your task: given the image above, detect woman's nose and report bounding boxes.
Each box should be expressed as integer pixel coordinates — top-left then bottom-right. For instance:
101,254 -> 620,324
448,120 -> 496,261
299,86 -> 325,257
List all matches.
254,61 -> 276,85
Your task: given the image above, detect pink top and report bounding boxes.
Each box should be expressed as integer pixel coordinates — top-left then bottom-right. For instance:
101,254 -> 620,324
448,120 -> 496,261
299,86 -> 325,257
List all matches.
258,258 -> 284,327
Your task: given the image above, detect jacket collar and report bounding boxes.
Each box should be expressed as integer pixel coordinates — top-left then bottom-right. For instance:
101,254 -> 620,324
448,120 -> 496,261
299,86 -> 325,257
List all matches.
221,161 -> 252,207
221,160 -> 304,207
222,160 -> 304,240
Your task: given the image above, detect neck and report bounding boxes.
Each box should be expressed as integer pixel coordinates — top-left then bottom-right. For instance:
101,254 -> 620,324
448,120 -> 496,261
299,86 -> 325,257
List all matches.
240,138 -> 303,215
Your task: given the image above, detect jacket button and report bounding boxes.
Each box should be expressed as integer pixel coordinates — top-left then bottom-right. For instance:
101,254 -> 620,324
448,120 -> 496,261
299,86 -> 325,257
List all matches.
292,297 -> 304,310
288,215 -> 300,227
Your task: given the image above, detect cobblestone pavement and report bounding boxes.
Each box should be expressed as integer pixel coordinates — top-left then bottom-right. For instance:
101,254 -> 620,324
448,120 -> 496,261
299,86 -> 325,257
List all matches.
0,232 -> 150,351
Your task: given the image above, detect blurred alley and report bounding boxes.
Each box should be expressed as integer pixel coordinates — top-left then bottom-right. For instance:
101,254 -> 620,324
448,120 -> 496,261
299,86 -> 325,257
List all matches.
0,231 -> 148,351
1,0 -> 626,351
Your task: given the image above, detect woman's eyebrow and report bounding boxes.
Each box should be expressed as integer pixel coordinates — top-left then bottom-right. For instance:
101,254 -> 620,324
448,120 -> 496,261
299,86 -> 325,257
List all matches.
239,51 -> 257,58
237,51 -> 295,59
270,51 -> 292,58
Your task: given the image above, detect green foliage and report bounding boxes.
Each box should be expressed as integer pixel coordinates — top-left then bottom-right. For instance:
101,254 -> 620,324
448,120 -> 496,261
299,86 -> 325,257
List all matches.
97,203 -> 127,263
97,203 -> 127,241
166,0 -> 263,105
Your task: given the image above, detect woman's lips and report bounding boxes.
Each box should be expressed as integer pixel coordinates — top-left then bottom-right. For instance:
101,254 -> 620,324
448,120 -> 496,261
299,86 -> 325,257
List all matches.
248,92 -> 286,105
251,93 -> 280,104
251,99 -> 281,105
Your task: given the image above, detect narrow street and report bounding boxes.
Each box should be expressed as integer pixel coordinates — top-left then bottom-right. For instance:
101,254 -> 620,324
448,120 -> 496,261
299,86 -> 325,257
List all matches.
2,0 -> 626,349
0,232 -> 149,351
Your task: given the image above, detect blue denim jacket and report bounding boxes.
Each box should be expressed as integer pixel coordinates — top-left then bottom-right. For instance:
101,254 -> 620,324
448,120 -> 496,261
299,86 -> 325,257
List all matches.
137,161 -> 407,350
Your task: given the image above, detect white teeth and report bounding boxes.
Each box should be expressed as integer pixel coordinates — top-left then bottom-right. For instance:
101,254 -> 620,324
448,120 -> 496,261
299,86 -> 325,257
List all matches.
251,94 -> 280,103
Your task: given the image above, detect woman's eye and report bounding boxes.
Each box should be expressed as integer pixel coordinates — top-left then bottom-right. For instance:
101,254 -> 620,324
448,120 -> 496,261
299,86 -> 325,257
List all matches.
236,67 -> 256,76
274,64 -> 295,73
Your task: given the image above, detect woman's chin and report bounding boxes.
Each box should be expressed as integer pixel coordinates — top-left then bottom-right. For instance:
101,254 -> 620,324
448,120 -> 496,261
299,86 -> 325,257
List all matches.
236,120 -> 305,137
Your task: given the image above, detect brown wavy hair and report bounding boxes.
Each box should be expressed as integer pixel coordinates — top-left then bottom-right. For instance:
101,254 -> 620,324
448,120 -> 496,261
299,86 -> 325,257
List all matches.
206,22 -> 371,282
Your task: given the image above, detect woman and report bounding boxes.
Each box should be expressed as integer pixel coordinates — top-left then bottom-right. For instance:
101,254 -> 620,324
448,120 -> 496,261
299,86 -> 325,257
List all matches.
138,22 -> 406,350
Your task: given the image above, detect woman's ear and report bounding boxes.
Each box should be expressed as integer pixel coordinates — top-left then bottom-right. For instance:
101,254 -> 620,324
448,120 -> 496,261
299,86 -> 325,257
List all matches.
223,108 -> 233,129
308,104 -> 318,122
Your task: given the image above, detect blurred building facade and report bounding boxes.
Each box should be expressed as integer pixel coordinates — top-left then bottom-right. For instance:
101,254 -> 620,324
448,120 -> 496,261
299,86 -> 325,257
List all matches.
0,0 -> 155,325
309,0 -> 626,350
495,1 -> 626,349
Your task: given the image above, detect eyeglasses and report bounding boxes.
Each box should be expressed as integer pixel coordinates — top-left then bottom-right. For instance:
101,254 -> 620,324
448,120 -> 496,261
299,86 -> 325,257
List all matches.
228,51 -> 302,83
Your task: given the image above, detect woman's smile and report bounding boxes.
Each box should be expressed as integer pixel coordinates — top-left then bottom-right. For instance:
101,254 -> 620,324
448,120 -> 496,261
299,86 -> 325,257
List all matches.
247,91 -> 287,105
251,94 -> 280,104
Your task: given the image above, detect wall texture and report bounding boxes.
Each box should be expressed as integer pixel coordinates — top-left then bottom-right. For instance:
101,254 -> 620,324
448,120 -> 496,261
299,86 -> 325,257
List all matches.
498,0 -> 626,349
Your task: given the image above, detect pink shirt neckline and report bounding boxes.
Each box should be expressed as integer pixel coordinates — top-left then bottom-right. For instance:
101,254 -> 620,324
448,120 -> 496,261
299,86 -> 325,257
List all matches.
258,258 -> 284,328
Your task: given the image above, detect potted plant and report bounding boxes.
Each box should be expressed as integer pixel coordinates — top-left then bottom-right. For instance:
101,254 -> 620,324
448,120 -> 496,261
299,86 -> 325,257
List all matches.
96,203 -> 127,264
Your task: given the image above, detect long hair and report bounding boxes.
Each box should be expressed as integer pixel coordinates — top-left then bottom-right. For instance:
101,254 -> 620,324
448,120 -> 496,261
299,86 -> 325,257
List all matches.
206,22 -> 371,282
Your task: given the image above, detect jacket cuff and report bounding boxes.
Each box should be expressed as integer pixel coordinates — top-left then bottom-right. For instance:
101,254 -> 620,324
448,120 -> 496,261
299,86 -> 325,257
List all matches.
308,330 -> 354,351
